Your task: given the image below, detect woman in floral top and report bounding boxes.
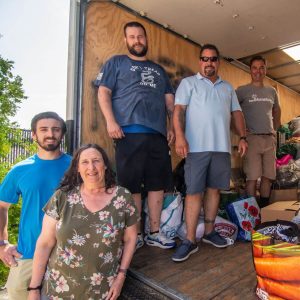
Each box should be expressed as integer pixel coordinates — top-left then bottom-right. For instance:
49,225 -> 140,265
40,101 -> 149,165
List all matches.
28,144 -> 139,300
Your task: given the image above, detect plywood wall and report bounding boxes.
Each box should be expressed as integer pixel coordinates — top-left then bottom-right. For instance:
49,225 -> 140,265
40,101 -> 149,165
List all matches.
81,1 -> 300,167
82,1 -> 199,166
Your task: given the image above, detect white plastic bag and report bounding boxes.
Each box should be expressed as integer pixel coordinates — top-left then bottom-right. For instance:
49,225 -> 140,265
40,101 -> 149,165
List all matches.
177,215 -> 238,242
144,192 -> 183,239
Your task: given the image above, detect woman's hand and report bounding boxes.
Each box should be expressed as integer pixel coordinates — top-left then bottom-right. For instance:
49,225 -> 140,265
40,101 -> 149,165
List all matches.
106,223 -> 136,299
27,290 -> 40,300
106,273 -> 126,300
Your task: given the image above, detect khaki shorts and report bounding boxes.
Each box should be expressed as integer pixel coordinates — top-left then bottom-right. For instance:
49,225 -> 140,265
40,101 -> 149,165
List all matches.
6,259 -> 32,300
243,135 -> 276,181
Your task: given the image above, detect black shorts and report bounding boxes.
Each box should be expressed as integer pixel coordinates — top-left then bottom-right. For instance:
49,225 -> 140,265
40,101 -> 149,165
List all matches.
115,133 -> 173,193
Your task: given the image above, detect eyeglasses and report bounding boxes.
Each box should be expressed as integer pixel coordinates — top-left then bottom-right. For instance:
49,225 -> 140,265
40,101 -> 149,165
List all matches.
200,56 -> 219,62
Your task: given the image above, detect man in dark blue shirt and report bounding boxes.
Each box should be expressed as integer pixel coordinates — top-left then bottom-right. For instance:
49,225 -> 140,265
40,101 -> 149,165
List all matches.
96,21 -> 175,250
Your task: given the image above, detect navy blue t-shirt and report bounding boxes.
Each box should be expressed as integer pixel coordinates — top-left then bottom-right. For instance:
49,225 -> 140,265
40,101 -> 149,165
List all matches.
95,55 -> 174,136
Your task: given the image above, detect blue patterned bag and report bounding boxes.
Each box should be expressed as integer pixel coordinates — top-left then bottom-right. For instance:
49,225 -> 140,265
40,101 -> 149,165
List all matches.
226,196 -> 261,241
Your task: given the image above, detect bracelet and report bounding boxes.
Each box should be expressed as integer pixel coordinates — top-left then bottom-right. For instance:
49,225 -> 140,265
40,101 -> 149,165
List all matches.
118,268 -> 127,276
27,284 -> 42,291
240,136 -> 247,142
0,240 -> 9,247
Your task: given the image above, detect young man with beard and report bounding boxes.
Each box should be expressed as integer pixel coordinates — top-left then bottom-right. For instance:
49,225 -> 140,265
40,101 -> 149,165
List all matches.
172,44 -> 247,262
236,56 -> 281,207
95,21 -> 176,250
0,112 -> 71,299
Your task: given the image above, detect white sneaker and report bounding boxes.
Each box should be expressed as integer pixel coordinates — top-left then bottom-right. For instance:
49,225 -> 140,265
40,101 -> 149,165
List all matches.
144,232 -> 176,249
136,233 -> 144,250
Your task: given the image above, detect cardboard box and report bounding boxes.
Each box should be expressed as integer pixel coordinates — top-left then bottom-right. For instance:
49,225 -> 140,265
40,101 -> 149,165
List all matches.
261,201 -> 300,222
270,188 -> 298,203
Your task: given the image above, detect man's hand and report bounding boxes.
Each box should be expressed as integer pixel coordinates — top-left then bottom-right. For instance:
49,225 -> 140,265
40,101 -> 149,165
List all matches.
98,86 -> 124,139
106,121 -> 125,139
238,139 -> 248,157
0,244 -> 22,267
175,136 -> 189,158
167,129 -> 175,146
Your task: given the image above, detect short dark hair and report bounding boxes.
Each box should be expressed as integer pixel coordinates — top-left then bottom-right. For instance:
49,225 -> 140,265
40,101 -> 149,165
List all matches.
59,144 -> 116,192
200,44 -> 220,59
250,55 -> 266,67
124,21 -> 147,37
31,111 -> 67,134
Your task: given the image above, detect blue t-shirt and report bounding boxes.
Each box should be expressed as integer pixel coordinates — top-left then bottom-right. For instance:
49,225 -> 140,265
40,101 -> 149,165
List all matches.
94,55 -> 174,136
175,73 -> 241,153
0,153 -> 71,259
122,124 -> 158,134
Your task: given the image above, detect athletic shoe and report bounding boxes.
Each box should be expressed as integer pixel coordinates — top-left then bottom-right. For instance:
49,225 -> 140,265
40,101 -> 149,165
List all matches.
144,232 -> 176,249
172,239 -> 199,262
202,230 -> 228,248
136,233 -> 144,250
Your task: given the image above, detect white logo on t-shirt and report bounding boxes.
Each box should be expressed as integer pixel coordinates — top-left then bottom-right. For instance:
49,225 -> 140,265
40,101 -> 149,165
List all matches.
140,70 -> 156,87
96,72 -> 103,81
249,93 -> 273,104
130,65 -> 159,88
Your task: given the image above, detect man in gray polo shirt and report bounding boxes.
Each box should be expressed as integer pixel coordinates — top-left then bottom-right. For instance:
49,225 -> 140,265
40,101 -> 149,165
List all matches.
236,55 -> 281,208
172,44 -> 247,262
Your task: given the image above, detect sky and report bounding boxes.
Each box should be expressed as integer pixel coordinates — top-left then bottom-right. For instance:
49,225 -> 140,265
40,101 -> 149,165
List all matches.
0,0 -> 70,129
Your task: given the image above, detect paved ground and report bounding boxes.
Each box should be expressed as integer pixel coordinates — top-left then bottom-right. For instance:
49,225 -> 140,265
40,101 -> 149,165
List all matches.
120,275 -> 173,300
0,288 -> 8,300
0,275 -> 174,300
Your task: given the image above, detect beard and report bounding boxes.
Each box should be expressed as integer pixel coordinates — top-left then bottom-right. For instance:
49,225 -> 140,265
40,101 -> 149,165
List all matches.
127,42 -> 148,57
204,66 -> 216,77
36,137 -> 61,151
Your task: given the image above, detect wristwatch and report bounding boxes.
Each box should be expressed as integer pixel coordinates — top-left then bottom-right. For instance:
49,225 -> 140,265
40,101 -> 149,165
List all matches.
0,240 -> 9,246
240,136 -> 247,142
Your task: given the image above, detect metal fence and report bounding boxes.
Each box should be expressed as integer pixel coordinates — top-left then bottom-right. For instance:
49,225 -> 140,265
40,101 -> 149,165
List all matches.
0,129 -> 66,165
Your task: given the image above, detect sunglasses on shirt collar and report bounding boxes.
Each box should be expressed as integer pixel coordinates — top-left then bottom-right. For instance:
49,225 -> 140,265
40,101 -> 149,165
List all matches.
200,56 -> 219,62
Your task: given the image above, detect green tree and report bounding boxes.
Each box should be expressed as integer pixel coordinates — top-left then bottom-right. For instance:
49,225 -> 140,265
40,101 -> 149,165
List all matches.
0,55 -> 27,287
0,55 -> 27,160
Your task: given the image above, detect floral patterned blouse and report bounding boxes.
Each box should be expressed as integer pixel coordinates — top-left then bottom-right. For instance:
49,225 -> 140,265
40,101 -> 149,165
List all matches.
42,185 -> 139,300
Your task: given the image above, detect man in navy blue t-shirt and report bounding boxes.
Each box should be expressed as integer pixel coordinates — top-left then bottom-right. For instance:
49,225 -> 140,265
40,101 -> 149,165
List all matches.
95,21 -> 176,250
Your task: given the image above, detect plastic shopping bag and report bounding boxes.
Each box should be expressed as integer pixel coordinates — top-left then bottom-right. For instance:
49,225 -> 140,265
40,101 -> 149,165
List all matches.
252,220 -> 300,300
144,192 -> 183,239
226,196 -> 261,241
177,215 -> 238,242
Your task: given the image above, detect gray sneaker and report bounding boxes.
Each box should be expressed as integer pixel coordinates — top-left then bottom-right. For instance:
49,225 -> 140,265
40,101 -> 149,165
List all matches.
202,230 -> 228,248
144,232 -> 176,249
172,239 -> 199,262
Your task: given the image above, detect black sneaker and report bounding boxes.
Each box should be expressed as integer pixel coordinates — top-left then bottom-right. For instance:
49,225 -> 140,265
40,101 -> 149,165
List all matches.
172,239 -> 199,262
202,230 -> 228,248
